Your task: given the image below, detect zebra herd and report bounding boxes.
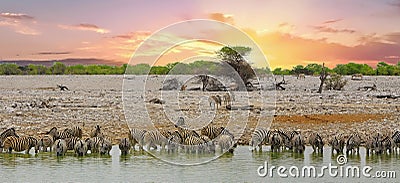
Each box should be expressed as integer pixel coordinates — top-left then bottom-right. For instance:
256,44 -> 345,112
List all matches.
128,117 -> 236,154
0,118 -> 237,156
250,128 -> 400,155
0,125 -> 112,156
3,124 -> 400,157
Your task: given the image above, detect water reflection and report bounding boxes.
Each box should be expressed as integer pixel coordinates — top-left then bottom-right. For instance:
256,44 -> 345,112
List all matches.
0,145 -> 399,182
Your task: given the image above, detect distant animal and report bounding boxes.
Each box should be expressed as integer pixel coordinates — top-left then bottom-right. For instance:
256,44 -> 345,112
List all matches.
351,74 -> 363,80
222,93 -> 231,106
119,138 -> 132,155
2,136 -> 38,154
53,139 -> 67,156
297,74 -> 305,80
57,84 -> 69,91
180,85 -> 187,91
208,95 -> 222,109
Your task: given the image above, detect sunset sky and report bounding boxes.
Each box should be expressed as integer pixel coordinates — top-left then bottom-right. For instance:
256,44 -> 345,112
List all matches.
1,0 -> 400,69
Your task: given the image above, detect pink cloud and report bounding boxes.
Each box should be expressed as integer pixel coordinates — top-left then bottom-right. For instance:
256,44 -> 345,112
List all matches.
0,12 -> 39,35
58,23 -> 110,34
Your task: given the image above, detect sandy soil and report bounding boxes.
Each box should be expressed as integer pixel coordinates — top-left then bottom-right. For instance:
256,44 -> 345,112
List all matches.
0,75 -> 399,145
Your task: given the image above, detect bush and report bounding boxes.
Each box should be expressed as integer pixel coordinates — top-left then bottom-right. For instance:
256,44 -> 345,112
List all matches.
324,73 -> 347,91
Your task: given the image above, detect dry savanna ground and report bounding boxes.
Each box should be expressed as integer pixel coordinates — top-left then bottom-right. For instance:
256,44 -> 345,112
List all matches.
0,75 -> 399,145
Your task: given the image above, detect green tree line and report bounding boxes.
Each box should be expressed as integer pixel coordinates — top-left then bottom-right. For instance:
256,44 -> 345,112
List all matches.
273,61 -> 400,76
1,61 -> 399,76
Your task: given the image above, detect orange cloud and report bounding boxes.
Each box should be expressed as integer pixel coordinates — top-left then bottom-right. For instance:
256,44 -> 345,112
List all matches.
249,29 -> 400,68
208,13 -> 235,25
58,23 -> 110,34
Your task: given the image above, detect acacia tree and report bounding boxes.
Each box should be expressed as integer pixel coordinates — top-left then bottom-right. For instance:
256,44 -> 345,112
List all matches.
217,46 -> 255,88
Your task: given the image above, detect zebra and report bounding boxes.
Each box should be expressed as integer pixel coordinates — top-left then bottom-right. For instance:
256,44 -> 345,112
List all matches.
45,127 -> 73,140
99,138 -> 112,155
329,135 -> 345,154
346,133 -> 361,155
89,125 -> 104,138
217,134 -> 235,153
2,136 -> 38,154
201,126 -> 224,140
143,130 -> 169,150
0,127 -> 19,152
201,135 -> 216,153
53,139 -> 67,156
65,126 -> 82,139
381,135 -> 394,154
222,93 -> 232,107
292,133 -> 305,153
297,74 -> 305,80
277,130 -> 292,151
175,125 -> 200,141
391,130 -> 400,152
38,135 -> 54,152
249,128 -> 270,151
365,137 -> 375,155
85,137 -> 103,153
209,95 -> 222,109
74,139 -> 88,156
65,137 -> 81,150
167,131 -> 183,153
183,135 -> 207,153
119,138 -> 131,155
129,128 -> 147,151
308,132 -> 324,153
270,131 -> 282,152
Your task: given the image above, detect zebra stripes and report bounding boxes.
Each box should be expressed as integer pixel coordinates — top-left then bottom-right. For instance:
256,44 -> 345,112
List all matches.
143,130 -> 168,150
2,136 -> 38,154
0,128 -> 19,150
85,137 -> 103,153
249,128 -> 270,151
38,135 -> 54,152
74,139 -> 88,156
129,128 -> 146,151
53,139 -> 67,156
46,126 -> 82,141
329,134 -> 345,154
65,137 -> 81,150
119,138 -> 131,155
308,133 -> 324,153
346,133 -> 361,154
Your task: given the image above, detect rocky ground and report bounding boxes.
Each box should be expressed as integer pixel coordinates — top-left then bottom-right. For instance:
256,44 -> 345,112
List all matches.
0,75 -> 399,145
